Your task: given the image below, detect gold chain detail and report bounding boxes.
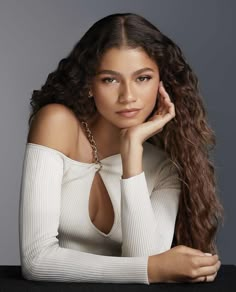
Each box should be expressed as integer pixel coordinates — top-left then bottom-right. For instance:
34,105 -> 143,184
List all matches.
80,120 -> 102,172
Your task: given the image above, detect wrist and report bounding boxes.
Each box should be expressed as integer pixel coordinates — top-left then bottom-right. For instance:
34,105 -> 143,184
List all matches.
121,143 -> 143,179
148,255 -> 155,284
120,139 -> 143,157
148,254 -> 163,284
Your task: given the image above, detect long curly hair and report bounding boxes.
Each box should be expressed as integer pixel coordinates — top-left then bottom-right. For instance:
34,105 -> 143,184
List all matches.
28,13 -> 224,254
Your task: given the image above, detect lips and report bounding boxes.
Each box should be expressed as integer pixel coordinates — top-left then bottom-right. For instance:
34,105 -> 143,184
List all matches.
117,108 -> 140,113
116,109 -> 141,118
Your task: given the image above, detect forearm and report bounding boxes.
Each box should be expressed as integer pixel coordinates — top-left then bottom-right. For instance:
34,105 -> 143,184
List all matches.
120,141 -> 159,256
120,171 -> 160,256
120,140 -> 180,257
20,144 -> 150,284
121,140 -> 143,179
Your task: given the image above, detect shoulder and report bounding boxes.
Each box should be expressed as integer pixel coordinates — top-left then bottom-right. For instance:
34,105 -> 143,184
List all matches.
27,103 -> 80,156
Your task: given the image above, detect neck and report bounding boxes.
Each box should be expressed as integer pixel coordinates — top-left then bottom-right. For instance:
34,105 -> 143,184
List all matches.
87,114 -> 121,159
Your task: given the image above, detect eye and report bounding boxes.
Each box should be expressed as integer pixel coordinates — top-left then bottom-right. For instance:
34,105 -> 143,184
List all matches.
101,77 -> 117,83
137,75 -> 152,82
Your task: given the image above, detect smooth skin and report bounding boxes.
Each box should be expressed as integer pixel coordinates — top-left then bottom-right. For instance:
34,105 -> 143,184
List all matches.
27,46 -> 221,283
90,47 -> 170,178
148,246 -> 220,283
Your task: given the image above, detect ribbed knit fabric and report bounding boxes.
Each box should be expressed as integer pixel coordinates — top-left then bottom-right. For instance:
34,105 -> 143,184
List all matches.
18,141 -> 181,284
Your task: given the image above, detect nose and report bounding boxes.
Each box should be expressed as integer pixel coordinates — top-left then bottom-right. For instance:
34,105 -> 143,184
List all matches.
118,81 -> 137,104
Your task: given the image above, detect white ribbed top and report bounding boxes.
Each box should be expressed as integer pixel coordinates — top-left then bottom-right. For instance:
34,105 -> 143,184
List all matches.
18,141 -> 181,284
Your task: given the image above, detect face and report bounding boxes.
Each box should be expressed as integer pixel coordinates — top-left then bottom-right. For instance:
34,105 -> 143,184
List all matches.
90,47 -> 160,128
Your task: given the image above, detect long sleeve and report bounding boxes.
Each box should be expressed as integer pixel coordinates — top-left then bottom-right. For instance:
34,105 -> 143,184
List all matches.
120,155 -> 181,257
18,145 -> 150,284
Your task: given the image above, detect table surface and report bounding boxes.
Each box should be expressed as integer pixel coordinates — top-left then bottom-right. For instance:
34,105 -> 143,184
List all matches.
0,265 -> 235,291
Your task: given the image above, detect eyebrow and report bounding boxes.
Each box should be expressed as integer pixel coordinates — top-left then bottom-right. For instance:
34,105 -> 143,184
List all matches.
96,67 -> 155,76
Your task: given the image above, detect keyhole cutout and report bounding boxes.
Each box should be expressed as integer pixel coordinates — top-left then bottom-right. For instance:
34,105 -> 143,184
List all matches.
88,172 -> 115,235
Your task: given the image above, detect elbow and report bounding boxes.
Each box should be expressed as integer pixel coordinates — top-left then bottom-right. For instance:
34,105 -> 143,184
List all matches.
21,262 -> 34,281
20,249 -> 46,281
21,255 -> 43,281
21,259 -> 37,281
20,242 -> 59,281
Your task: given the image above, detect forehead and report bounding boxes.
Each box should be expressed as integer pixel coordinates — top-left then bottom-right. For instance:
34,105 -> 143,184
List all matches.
97,47 -> 158,72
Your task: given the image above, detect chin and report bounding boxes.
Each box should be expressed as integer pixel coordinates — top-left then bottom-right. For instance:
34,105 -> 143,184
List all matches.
113,117 -> 146,129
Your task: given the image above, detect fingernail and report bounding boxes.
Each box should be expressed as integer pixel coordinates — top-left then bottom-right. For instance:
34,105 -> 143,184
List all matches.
204,253 -> 212,256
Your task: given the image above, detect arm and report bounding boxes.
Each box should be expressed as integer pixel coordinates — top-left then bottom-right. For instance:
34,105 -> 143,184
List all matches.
120,142 -> 181,257
119,80 -> 179,256
119,142 -> 220,284
19,143 -> 150,283
19,104 -> 150,284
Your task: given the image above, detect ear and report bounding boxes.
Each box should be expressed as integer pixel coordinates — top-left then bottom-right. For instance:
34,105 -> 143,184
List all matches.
88,90 -> 93,98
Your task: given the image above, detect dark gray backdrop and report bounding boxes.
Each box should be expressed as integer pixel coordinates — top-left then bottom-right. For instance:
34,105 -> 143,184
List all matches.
0,0 -> 235,265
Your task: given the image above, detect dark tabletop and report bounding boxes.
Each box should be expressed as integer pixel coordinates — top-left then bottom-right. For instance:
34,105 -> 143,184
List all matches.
0,265 -> 235,292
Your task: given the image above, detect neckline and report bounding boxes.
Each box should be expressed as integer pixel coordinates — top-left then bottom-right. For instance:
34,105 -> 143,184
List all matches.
26,142 -> 121,166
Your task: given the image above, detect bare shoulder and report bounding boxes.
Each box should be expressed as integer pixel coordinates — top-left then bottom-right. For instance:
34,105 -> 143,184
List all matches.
27,103 -> 80,156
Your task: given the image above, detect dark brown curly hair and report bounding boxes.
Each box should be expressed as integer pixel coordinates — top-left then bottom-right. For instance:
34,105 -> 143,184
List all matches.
28,13 -> 224,254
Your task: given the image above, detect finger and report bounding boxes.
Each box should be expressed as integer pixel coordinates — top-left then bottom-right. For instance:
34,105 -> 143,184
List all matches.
157,83 -> 175,117
189,272 -> 217,283
156,95 -> 165,115
159,88 -> 175,117
193,254 -> 219,267
150,96 -> 175,122
161,98 -> 171,115
157,83 -> 170,113
161,101 -> 175,120
207,271 -> 218,281
195,260 -> 221,277
155,96 -> 175,118
159,82 -> 171,101
179,246 -> 209,256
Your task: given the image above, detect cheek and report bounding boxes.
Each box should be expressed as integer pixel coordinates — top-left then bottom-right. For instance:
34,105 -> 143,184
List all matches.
140,80 -> 158,95
92,85 -> 118,111
142,84 -> 158,107
92,93 -> 115,115
93,84 -> 116,100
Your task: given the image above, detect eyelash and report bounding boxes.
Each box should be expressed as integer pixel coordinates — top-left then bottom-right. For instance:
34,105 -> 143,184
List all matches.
101,76 -> 152,83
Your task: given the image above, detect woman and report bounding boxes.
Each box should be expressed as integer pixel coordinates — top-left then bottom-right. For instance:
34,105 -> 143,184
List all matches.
19,13 -> 223,284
